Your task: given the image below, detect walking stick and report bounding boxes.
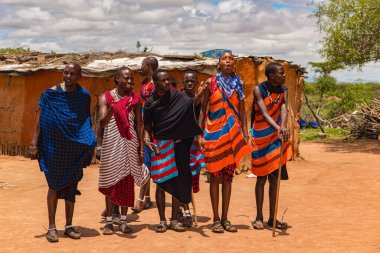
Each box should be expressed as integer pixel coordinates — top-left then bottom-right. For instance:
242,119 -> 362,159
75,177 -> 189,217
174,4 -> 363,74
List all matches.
272,141 -> 284,237
191,191 -> 198,227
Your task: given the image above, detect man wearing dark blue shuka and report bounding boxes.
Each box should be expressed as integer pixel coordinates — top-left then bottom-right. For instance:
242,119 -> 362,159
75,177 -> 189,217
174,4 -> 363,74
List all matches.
29,62 -> 96,243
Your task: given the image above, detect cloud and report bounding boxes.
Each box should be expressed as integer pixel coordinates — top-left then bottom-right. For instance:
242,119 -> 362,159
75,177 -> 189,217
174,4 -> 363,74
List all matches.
0,0 -> 378,82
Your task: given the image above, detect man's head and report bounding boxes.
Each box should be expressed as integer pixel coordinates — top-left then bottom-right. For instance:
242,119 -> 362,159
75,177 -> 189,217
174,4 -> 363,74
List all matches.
115,66 -> 134,92
141,56 -> 159,76
153,70 -> 170,93
217,52 -> 235,76
265,62 -> 285,86
183,71 -> 198,94
63,62 -> 82,87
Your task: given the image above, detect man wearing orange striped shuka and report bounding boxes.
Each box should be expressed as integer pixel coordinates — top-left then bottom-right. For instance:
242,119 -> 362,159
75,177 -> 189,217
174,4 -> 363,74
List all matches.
198,52 -> 253,233
98,67 -> 145,235
251,62 -> 292,230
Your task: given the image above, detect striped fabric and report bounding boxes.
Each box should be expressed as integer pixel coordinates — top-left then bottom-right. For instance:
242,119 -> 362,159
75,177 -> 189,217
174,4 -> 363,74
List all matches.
251,83 -> 292,176
150,140 -> 178,183
190,137 -> 205,176
203,76 -> 253,173
190,137 -> 205,194
99,111 -> 145,189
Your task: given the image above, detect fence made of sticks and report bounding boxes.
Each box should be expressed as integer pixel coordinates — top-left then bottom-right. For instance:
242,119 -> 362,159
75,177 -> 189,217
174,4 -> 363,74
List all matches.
349,98 -> 380,139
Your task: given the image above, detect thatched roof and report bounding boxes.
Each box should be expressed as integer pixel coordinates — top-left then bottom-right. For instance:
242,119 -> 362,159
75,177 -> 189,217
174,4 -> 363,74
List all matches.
0,52 -> 307,77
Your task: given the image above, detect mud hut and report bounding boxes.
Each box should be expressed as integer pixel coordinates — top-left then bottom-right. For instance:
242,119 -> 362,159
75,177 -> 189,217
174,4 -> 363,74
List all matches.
0,52 -> 306,159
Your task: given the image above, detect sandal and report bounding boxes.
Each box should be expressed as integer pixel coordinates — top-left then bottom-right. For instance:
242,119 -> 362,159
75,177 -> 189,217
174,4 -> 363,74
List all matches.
221,220 -> 238,232
64,226 -> 81,239
168,220 -> 186,232
102,223 -> 114,235
155,221 -> 168,233
182,215 -> 192,228
177,209 -> 184,222
211,221 -> 224,233
267,219 -> 288,230
143,198 -> 153,209
131,200 -> 144,213
119,222 -> 132,234
46,228 -> 59,243
253,219 -> 264,230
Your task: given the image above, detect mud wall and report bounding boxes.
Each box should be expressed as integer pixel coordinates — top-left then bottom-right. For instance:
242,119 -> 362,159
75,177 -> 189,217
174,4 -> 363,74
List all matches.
0,59 -> 303,159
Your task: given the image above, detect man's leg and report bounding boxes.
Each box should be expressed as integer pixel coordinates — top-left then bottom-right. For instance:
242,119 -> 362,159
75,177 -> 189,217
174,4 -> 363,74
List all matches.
64,200 -> 75,227
133,181 -> 149,212
46,188 -> 59,242
64,190 -> 81,239
155,187 -> 166,221
268,174 -> 277,222
210,174 -> 224,232
171,197 -> 180,221
103,196 -> 115,235
119,206 -> 132,233
143,181 -> 153,208
181,204 -> 192,227
267,173 -> 288,229
255,176 -> 267,220
209,173 -> 220,222
47,188 -> 58,228
168,197 -> 186,231
221,179 -> 232,222
155,186 -> 168,232
220,179 -> 237,232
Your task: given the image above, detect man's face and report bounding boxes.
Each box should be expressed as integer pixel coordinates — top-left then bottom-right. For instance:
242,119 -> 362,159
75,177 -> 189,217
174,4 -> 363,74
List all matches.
116,69 -> 134,91
183,73 -> 198,93
63,64 -> 81,87
156,72 -> 171,92
217,52 -> 235,75
270,66 -> 286,86
141,59 -> 151,76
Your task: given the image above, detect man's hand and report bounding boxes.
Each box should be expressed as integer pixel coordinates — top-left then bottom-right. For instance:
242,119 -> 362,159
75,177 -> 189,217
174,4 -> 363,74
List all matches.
195,81 -> 207,97
144,138 -> 154,152
198,136 -> 205,152
278,127 -> 290,142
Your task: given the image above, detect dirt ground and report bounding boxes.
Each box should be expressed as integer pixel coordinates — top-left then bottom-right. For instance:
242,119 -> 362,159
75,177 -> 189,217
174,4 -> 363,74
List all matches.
0,140 -> 379,253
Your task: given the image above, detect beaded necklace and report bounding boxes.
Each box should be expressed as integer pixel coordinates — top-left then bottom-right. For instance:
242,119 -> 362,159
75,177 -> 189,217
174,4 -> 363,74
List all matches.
112,88 -> 133,108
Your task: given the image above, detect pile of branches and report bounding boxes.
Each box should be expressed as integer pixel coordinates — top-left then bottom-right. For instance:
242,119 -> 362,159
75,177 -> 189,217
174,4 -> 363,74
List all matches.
350,99 -> 380,139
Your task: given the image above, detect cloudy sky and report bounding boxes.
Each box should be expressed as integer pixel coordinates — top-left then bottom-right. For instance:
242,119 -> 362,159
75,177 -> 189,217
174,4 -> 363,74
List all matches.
0,0 -> 378,82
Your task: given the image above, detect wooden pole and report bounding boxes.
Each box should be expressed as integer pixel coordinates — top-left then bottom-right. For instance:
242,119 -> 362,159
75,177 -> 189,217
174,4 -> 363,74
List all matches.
191,191 -> 198,227
272,142 -> 284,237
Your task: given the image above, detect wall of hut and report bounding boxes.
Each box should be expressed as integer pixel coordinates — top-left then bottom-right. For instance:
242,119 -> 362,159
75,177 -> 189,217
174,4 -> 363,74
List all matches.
0,58 -> 304,161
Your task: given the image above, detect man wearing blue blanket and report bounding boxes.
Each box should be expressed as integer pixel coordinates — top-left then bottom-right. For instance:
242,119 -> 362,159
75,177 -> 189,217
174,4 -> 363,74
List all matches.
29,62 -> 96,243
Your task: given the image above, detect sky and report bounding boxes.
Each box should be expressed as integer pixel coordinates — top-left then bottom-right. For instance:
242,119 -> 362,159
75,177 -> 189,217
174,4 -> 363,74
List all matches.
0,0 -> 378,82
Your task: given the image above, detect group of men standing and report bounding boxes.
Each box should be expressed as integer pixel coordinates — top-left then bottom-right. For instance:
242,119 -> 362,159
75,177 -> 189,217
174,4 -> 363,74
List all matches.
29,52 -> 291,242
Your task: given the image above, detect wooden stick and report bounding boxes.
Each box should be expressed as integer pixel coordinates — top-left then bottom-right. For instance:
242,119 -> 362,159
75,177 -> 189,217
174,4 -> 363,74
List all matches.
191,191 -> 198,227
272,142 -> 284,237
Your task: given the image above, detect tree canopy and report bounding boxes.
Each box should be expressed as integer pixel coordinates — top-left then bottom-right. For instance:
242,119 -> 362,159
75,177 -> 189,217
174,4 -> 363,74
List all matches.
313,0 -> 380,68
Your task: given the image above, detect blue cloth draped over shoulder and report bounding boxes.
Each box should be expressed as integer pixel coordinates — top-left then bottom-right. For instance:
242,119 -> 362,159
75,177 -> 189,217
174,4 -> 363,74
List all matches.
38,85 -> 96,190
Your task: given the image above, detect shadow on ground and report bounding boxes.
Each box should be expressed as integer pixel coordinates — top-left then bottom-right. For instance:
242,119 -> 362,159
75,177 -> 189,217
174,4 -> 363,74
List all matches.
323,139 -> 380,154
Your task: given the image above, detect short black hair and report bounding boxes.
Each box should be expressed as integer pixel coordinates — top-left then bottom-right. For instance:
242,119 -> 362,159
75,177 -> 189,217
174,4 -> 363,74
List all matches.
152,69 -> 168,83
66,62 -> 82,75
144,56 -> 159,72
114,66 -> 132,85
184,70 -> 197,79
265,62 -> 282,79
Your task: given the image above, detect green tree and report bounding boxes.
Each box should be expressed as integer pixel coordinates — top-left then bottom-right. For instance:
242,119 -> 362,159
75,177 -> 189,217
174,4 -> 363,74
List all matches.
313,0 -> 380,68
